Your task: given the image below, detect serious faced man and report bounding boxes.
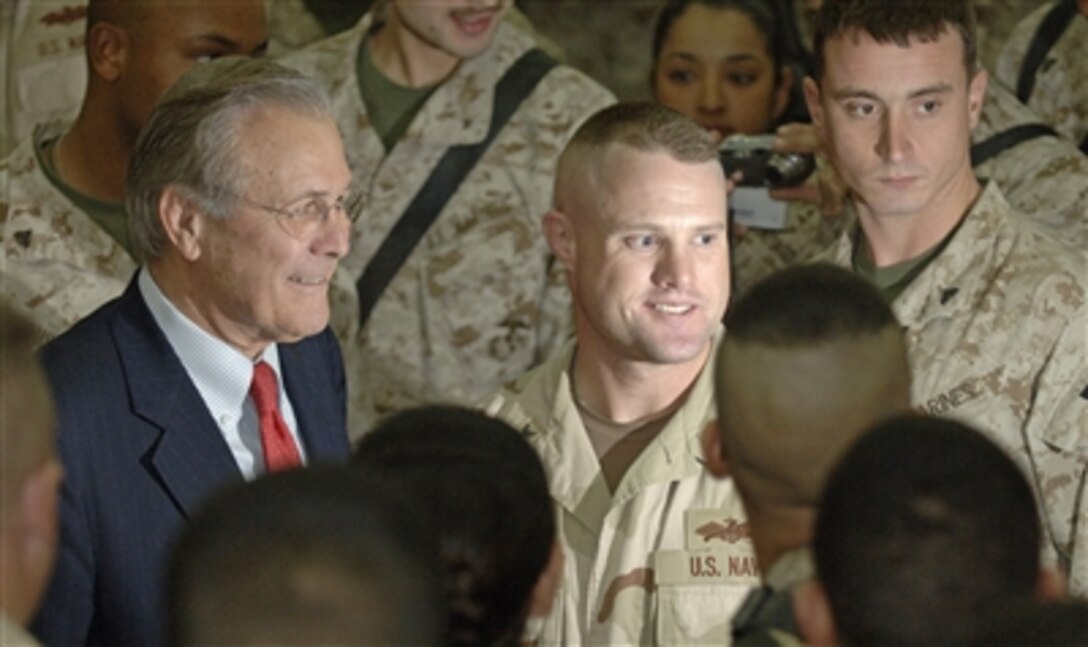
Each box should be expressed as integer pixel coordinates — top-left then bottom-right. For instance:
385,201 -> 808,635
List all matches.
487,102 -> 757,644
30,57 -> 353,646
807,0 -> 1087,594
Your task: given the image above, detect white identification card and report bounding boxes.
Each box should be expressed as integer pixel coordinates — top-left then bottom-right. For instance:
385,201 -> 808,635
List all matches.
730,187 -> 790,230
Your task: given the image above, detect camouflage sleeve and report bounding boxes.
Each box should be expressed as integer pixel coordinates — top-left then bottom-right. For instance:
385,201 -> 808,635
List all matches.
1026,298 -> 1088,596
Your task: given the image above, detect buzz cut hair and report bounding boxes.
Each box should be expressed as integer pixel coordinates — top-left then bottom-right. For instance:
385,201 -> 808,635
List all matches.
814,414 -> 1042,645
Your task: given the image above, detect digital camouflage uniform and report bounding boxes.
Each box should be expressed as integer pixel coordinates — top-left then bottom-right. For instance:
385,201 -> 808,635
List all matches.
484,332 -> 760,645
972,80 -> 1088,249
730,548 -> 812,647
723,79 -> 1088,296
264,0 -> 327,57
1,0 -> 88,157
824,183 -> 1088,596
732,202 -> 847,297
281,16 -> 615,438
995,2 -> 1088,150
0,122 -> 135,338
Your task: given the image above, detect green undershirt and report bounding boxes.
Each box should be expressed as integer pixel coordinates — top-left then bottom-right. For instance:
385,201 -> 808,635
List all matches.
357,36 -> 440,152
36,135 -> 132,255
852,218 -> 964,303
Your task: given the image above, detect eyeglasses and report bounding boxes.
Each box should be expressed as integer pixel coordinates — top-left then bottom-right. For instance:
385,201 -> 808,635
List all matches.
232,190 -> 363,239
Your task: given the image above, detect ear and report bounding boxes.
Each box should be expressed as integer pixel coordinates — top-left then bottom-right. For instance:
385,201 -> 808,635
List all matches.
528,541 -> 565,618
1036,567 -> 1066,601
700,420 -> 731,479
793,580 -> 839,646
771,66 -> 796,123
543,209 -> 575,271
966,67 -> 988,130
803,76 -> 824,131
159,186 -> 207,262
86,21 -> 129,83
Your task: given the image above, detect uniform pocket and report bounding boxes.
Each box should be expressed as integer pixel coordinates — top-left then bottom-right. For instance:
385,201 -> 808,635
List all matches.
653,547 -> 760,645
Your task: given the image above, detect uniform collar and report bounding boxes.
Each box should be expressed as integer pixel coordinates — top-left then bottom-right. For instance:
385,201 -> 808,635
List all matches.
346,12 -> 534,149
831,182 -> 1015,328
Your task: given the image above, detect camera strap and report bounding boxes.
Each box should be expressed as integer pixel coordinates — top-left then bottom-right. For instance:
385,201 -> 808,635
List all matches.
1015,0 -> 1077,104
355,48 -> 557,329
970,123 -> 1058,167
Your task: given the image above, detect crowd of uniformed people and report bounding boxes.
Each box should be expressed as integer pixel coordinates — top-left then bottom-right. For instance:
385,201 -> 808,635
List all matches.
1,0 -> 1085,644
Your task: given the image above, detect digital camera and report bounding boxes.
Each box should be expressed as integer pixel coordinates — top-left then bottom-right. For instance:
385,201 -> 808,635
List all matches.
719,134 -> 815,189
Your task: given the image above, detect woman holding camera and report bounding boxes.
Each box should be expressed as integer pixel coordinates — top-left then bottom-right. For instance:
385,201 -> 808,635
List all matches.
649,0 -> 848,295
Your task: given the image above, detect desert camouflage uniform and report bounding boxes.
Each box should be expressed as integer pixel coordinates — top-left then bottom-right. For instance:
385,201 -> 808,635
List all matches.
824,183 -> 1088,596
0,122 -> 134,338
729,78 -> 1088,296
732,202 -> 847,297
265,0 -> 327,57
995,2 -> 1088,150
1,1 -> 88,157
972,80 -> 1088,248
281,16 -> 615,438
484,331 -> 759,645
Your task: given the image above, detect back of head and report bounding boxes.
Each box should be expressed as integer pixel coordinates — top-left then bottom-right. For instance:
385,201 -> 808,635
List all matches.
168,466 -> 444,646
353,406 -> 554,646
814,414 -> 1041,646
125,56 -> 332,263
811,0 -> 977,81
715,263 -> 909,512
554,101 -> 717,213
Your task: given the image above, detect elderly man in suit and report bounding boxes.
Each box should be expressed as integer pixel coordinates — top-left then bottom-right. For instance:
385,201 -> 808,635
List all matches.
30,57 -> 354,646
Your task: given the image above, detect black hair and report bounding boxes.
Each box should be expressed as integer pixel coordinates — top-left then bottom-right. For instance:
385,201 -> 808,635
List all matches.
815,414 -> 1041,646
168,466 -> 445,646
723,262 -> 898,346
652,0 -> 788,87
811,0 -> 978,82
353,406 -> 554,646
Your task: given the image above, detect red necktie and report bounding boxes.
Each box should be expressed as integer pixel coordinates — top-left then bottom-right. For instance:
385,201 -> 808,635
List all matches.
249,361 -> 302,472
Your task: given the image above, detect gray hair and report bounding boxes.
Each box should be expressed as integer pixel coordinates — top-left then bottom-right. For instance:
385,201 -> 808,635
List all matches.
125,56 -> 334,262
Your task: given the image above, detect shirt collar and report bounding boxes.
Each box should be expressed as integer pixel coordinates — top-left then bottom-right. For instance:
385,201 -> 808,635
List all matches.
138,268 -> 283,421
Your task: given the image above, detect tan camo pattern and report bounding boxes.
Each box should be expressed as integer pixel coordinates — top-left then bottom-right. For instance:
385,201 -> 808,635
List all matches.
732,202 -> 848,298
1,1 -> 88,157
281,15 -> 615,439
824,183 -> 1088,596
264,0 -> 327,57
996,3 -> 1088,150
973,80 -> 1088,248
484,332 -> 759,645
0,122 -> 135,339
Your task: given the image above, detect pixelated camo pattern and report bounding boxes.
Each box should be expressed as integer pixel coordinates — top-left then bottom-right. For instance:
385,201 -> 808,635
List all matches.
824,183 -> 1088,596
973,81 -> 1088,249
0,122 -> 135,340
996,3 -> 1088,150
281,14 -> 615,439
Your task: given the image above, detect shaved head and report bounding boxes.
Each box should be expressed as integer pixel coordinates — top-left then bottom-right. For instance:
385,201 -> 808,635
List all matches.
711,264 -> 911,517
718,327 -> 909,510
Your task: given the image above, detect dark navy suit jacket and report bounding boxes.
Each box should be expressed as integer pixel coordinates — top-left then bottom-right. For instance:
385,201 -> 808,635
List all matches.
31,277 -> 351,646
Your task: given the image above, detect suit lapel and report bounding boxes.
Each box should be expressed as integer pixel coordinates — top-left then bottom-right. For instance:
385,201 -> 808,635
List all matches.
280,334 -> 350,462
111,282 -> 243,518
